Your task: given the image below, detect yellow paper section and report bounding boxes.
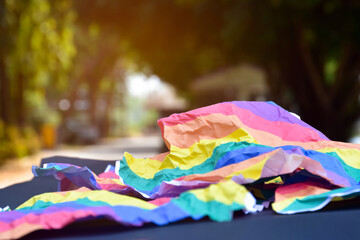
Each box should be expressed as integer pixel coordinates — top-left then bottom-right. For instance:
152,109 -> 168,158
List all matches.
318,148 -> 360,169
191,180 -> 249,205
272,196 -> 301,212
17,190 -> 156,210
224,157 -> 268,181
265,176 -> 283,184
125,128 -> 257,179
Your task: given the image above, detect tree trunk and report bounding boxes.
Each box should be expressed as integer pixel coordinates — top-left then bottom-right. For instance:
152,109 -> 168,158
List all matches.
16,73 -> 25,128
269,24 -> 360,142
0,58 -> 10,125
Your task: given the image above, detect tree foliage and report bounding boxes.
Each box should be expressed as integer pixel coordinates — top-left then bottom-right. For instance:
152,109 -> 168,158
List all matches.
60,24 -> 125,140
0,0 -> 76,161
0,0 -> 76,127
0,0 -> 359,159
76,0 -> 360,140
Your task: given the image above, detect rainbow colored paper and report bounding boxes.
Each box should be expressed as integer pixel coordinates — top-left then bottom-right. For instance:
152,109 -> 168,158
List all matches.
1,101 -> 360,239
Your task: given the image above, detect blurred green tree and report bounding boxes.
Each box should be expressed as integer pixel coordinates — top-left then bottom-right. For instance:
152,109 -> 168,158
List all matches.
0,0 -> 76,160
75,0 -> 360,141
0,0 -> 76,128
60,24 -> 125,140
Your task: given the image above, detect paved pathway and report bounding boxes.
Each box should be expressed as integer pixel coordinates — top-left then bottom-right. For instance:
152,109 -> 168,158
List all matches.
0,134 -> 163,188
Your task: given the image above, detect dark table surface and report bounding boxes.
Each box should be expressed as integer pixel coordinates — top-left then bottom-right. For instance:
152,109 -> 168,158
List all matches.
1,156 -> 360,240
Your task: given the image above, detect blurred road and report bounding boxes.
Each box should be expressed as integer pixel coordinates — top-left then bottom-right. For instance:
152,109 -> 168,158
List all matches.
0,134 -> 163,189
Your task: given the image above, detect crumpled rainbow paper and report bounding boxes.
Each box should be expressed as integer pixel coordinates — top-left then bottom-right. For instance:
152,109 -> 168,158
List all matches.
1,101 -> 360,239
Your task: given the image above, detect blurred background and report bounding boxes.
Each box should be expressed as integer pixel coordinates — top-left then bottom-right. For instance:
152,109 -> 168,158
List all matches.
1,0 -> 360,171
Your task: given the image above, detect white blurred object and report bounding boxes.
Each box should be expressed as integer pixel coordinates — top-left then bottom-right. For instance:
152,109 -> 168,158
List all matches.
349,136 -> 360,144
290,112 -> 301,120
59,99 -> 71,111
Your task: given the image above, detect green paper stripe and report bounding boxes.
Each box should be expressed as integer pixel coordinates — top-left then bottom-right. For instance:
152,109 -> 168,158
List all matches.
119,141 -> 264,192
172,192 -> 245,222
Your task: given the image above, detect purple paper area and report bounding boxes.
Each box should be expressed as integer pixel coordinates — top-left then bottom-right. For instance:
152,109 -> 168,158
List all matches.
231,101 -> 329,140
